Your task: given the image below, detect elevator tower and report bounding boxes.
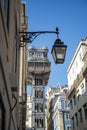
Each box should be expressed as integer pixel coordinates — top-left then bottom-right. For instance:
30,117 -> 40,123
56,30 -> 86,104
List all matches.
27,46 -> 51,130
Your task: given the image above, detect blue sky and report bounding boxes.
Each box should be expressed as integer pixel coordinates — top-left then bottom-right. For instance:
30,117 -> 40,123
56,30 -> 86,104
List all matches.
22,0 -> 87,91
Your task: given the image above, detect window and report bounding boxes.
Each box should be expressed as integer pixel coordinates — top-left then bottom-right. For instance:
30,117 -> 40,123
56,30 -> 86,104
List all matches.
73,94 -> 76,105
75,113 -> 78,126
35,118 -> 43,128
81,83 -> 85,94
35,90 -> 38,98
38,103 -> 43,112
83,104 -> 87,119
79,109 -> 83,122
70,99 -> 73,109
29,51 -> 34,57
38,90 -> 43,98
35,90 -> 43,98
39,79 -> 43,85
35,103 -> 38,112
72,117 -> 75,129
76,89 -> 80,101
35,78 -> 38,85
84,108 -> 87,119
35,78 -> 43,86
35,103 -> 43,112
63,89 -> 67,94
65,100 -> 69,108
86,78 -> 87,88
43,52 -> 47,58
66,125 -> 71,130
66,113 -> 70,120
37,52 -> 40,58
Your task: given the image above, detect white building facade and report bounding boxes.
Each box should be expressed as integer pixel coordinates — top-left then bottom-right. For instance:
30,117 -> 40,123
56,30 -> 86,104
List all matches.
67,36 -> 87,130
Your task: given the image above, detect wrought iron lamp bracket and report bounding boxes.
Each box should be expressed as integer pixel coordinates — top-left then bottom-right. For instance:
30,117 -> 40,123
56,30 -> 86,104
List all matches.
19,27 -> 59,47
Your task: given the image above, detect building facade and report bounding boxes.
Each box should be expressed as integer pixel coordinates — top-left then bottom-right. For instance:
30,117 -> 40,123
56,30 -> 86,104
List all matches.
46,85 -> 61,130
0,0 -> 21,130
46,84 -> 71,130
0,1 -> 27,130
67,36 -> 87,130
46,97 -> 54,130
27,46 -> 51,130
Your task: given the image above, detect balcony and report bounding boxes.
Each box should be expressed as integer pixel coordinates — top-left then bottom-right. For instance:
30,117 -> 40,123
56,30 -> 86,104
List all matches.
28,62 -> 51,74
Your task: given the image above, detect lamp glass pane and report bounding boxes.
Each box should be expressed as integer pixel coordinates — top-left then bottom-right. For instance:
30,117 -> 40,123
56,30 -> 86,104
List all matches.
57,54 -> 64,59
55,47 -> 66,59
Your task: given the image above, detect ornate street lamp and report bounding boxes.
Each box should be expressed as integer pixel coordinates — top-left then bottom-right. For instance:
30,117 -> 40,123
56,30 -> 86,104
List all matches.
51,38 -> 67,64
19,27 -> 67,64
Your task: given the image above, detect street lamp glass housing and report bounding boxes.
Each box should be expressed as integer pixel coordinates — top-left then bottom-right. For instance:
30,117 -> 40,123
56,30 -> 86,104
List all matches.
51,39 -> 67,64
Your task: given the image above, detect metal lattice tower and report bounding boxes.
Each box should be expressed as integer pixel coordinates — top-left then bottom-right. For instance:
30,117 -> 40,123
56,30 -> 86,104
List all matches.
27,46 -> 51,130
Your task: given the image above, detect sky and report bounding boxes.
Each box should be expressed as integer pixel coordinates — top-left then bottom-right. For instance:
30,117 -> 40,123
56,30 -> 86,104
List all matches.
22,0 -> 87,92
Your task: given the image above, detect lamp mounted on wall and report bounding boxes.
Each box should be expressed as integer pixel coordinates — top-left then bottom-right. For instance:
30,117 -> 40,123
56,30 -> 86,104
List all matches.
51,38 -> 67,64
19,27 -> 67,64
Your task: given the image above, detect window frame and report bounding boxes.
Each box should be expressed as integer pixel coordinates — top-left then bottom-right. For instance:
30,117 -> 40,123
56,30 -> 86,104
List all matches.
66,113 -> 70,120
83,104 -> 87,119
66,125 -> 71,130
79,109 -> 83,123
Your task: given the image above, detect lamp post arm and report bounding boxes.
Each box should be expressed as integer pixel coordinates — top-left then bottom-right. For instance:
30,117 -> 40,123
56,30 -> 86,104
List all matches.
19,27 -> 59,46
19,30 -> 58,34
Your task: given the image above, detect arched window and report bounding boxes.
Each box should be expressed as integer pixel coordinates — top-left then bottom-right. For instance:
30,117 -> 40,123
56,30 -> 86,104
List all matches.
35,118 -> 43,128
39,118 -> 43,127
38,103 -> 43,112
38,90 -> 43,98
